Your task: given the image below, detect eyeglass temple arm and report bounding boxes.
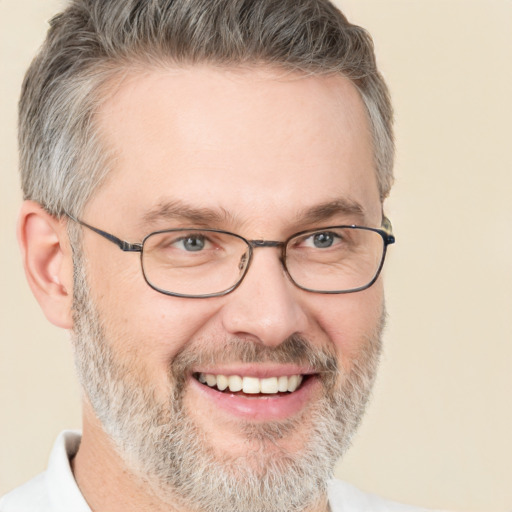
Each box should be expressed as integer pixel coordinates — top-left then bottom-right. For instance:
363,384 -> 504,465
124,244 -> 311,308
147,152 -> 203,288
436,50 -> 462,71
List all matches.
66,214 -> 143,252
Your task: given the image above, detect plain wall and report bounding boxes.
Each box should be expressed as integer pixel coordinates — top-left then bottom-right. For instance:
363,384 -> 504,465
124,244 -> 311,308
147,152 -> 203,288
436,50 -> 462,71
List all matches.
1,1 -> 511,511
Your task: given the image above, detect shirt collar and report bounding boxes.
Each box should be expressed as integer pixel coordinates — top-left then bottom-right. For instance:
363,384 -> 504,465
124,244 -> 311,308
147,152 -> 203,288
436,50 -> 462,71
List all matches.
46,431 -> 91,512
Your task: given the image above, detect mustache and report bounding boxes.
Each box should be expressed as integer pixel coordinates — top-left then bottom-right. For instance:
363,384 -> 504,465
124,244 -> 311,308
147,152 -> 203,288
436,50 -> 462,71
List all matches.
170,334 -> 339,387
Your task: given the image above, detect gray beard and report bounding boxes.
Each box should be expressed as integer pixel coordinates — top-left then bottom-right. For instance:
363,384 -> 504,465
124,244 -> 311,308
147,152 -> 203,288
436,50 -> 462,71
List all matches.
70,246 -> 383,512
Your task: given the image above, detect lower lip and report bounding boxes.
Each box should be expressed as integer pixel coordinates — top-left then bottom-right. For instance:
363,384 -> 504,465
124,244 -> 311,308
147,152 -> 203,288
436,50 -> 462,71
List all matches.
189,375 -> 320,421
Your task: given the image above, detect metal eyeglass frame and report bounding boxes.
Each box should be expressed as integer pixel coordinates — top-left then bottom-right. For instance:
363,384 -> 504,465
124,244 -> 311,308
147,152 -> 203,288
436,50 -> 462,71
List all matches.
66,213 -> 395,298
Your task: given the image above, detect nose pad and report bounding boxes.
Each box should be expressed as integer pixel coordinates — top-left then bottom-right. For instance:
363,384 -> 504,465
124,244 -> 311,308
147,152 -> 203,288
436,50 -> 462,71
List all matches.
238,250 -> 249,273
220,249 -> 308,347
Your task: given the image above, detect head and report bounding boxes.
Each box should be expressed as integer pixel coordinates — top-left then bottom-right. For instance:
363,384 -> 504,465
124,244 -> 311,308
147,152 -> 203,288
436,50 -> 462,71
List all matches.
18,2 -> 394,511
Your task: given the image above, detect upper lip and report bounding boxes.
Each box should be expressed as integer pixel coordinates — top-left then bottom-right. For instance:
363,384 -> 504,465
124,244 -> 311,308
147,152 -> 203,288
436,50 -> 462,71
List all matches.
191,364 -> 317,379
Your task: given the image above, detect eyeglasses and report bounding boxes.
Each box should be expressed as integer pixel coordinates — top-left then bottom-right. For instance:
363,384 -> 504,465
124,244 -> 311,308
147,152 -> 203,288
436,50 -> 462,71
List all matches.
67,215 -> 395,298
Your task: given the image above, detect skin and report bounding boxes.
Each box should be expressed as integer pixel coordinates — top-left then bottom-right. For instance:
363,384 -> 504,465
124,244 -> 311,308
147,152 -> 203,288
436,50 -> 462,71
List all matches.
19,66 -> 385,512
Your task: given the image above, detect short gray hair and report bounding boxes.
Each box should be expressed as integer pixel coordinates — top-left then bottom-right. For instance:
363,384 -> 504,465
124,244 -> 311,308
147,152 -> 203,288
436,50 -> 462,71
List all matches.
19,0 -> 394,217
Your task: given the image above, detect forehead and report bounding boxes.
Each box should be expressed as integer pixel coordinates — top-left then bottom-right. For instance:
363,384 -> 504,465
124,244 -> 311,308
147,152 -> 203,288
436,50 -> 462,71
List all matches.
90,66 -> 380,232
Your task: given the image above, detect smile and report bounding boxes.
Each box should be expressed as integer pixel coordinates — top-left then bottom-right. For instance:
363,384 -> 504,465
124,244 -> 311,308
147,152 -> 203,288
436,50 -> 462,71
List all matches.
189,366 -> 320,420
195,373 -> 305,394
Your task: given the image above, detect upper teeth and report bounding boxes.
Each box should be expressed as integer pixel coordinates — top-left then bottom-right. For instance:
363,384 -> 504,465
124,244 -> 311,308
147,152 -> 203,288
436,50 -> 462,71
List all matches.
197,373 -> 303,394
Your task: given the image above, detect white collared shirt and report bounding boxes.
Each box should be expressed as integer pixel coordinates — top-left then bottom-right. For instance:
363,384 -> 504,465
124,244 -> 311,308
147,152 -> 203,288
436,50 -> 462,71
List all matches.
1,431 -> 431,511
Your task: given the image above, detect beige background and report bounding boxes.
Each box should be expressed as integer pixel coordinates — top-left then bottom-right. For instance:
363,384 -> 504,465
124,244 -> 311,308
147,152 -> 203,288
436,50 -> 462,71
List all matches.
1,1 -> 511,510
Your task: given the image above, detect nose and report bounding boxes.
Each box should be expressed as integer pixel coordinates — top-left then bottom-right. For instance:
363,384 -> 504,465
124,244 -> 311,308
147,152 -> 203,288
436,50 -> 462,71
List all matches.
219,248 -> 309,347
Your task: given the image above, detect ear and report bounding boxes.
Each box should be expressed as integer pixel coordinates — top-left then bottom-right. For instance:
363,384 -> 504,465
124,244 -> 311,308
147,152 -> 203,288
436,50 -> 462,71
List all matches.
17,200 -> 74,329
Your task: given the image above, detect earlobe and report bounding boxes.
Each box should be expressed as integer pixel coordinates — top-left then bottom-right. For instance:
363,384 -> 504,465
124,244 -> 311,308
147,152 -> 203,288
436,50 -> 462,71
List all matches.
17,200 -> 74,329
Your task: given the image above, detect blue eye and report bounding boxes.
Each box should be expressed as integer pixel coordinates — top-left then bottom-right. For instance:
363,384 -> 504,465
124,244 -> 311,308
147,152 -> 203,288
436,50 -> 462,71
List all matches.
299,231 -> 341,249
177,235 -> 206,251
312,232 -> 335,248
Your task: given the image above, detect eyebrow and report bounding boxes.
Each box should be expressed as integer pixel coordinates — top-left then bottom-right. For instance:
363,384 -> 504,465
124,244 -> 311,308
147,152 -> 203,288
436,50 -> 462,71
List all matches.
295,198 -> 366,225
140,200 -> 234,229
139,197 -> 367,232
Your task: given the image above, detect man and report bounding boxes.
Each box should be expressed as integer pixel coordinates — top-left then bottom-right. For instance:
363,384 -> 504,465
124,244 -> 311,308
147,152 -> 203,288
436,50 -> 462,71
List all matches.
1,1 -> 426,511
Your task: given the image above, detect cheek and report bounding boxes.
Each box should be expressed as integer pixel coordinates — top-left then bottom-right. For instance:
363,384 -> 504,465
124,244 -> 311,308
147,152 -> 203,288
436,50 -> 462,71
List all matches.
310,282 -> 384,371
91,269 -> 223,368
86,248 -> 223,382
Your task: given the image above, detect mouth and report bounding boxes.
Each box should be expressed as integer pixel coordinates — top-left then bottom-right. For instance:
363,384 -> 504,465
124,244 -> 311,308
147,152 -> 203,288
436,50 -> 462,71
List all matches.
190,369 -> 320,421
194,372 -> 308,395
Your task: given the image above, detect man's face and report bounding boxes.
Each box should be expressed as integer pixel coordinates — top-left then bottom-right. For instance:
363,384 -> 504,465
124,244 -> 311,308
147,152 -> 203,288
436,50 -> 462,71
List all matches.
73,66 -> 384,511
